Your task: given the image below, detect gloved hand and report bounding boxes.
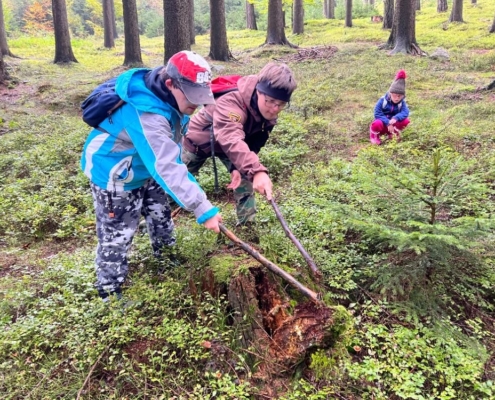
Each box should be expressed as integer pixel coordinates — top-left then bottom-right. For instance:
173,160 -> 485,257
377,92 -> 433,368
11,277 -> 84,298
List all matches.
253,171 -> 273,200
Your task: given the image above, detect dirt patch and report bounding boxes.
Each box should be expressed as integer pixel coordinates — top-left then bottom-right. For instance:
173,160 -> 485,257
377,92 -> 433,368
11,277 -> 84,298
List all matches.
0,82 -> 36,105
0,239 -> 79,278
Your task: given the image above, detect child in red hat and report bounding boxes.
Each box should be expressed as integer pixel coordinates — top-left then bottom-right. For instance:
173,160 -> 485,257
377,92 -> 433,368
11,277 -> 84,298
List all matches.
369,70 -> 410,145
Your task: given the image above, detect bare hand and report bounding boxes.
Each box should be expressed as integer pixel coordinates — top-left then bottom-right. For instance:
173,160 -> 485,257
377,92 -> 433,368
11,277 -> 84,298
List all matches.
253,172 -> 272,200
203,214 -> 222,233
387,124 -> 395,134
226,170 -> 241,190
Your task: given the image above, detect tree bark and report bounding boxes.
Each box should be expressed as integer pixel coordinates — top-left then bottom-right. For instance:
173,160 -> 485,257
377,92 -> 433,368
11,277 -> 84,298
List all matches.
189,0 -> 195,45
383,0 -> 394,29
103,0 -> 115,48
265,0 -> 295,47
0,0 -> 15,57
110,0 -> 118,38
416,0 -> 420,11
122,0 -> 142,66
292,0 -> 304,34
345,0 -> 352,27
209,0 -> 231,61
246,1 -> 257,30
437,0 -> 447,12
449,0 -> 463,22
328,0 -> 335,19
0,51 -> 7,84
163,0 -> 190,63
490,9 -> 495,33
52,0 -> 78,63
384,0 -> 422,55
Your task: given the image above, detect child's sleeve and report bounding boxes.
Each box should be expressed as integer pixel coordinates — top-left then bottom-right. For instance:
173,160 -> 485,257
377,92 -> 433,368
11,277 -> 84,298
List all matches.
395,100 -> 410,121
374,97 -> 390,125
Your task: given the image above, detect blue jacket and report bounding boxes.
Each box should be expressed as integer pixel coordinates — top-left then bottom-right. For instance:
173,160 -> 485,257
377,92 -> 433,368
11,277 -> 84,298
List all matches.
374,92 -> 410,126
81,68 -> 218,224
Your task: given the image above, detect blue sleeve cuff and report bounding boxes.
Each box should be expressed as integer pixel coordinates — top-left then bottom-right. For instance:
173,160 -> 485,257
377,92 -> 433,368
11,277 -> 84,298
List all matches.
197,207 -> 220,224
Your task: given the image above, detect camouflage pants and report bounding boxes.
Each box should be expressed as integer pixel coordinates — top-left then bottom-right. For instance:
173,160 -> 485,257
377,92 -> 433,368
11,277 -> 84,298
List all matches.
90,180 -> 175,296
182,148 -> 256,224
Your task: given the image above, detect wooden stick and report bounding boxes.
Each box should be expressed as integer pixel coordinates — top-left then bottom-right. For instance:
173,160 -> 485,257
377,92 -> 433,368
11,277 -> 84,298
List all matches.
219,224 -> 321,304
269,199 -> 322,280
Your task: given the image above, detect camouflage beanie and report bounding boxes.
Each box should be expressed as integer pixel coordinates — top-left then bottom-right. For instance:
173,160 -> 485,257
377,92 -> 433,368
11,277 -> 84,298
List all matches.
389,70 -> 406,95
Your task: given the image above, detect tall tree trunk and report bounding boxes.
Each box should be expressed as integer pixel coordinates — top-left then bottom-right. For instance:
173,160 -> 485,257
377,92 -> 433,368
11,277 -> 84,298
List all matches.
416,0 -> 420,10
292,0 -> 304,34
385,0 -> 421,55
52,0 -> 78,63
329,0 -> 335,19
189,0 -> 195,44
449,0 -> 463,22
323,0 -> 330,18
110,0 -> 118,38
163,0 -> 190,63
437,0 -> 447,12
383,0 -> 394,29
246,1 -> 257,29
0,51 -> 7,84
490,9 -> 495,33
103,0 -> 115,48
209,0 -> 230,60
265,0 -> 295,47
122,0 -> 142,66
0,0 -> 15,57
345,0 -> 352,27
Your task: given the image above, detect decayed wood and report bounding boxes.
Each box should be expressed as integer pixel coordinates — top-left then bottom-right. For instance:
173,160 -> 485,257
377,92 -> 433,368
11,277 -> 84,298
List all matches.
227,267 -> 271,350
219,224 -> 321,303
270,301 -> 334,368
269,199 -> 321,280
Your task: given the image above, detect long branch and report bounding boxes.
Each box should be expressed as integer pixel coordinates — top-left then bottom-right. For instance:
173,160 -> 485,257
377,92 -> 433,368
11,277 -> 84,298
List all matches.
219,224 -> 321,304
269,199 -> 321,280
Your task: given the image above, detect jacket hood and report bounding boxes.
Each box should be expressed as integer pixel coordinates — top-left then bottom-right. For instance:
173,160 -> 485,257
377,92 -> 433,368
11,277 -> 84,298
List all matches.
115,68 -> 180,116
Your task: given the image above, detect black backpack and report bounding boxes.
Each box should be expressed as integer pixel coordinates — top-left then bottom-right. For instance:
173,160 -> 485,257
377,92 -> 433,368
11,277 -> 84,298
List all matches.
80,77 -> 125,128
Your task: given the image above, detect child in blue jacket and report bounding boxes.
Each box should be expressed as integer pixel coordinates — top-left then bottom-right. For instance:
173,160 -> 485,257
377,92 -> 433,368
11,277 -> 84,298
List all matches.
370,70 -> 410,145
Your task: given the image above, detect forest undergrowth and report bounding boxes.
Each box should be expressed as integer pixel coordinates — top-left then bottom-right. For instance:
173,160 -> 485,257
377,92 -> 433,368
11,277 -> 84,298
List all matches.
1,2 -> 495,399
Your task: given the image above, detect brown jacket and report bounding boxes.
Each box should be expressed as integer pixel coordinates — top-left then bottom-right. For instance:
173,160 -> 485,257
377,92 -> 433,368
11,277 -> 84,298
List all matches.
184,75 -> 276,181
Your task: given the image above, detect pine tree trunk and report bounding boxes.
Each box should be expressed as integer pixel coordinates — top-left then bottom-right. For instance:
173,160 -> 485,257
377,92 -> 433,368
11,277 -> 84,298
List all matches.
209,0 -> 231,61
0,51 -> 7,84
385,0 -> 422,55
292,0 -> 304,34
163,0 -> 190,63
329,0 -> 335,19
449,0 -> 463,22
265,0 -> 295,47
490,10 -> 495,33
110,0 -> 118,38
345,0 -> 352,27
0,0 -> 15,57
103,0 -> 115,48
52,0 -> 78,63
189,0 -> 195,45
246,1 -> 257,30
383,0 -> 394,29
437,0 -> 447,12
122,0 -> 142,66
